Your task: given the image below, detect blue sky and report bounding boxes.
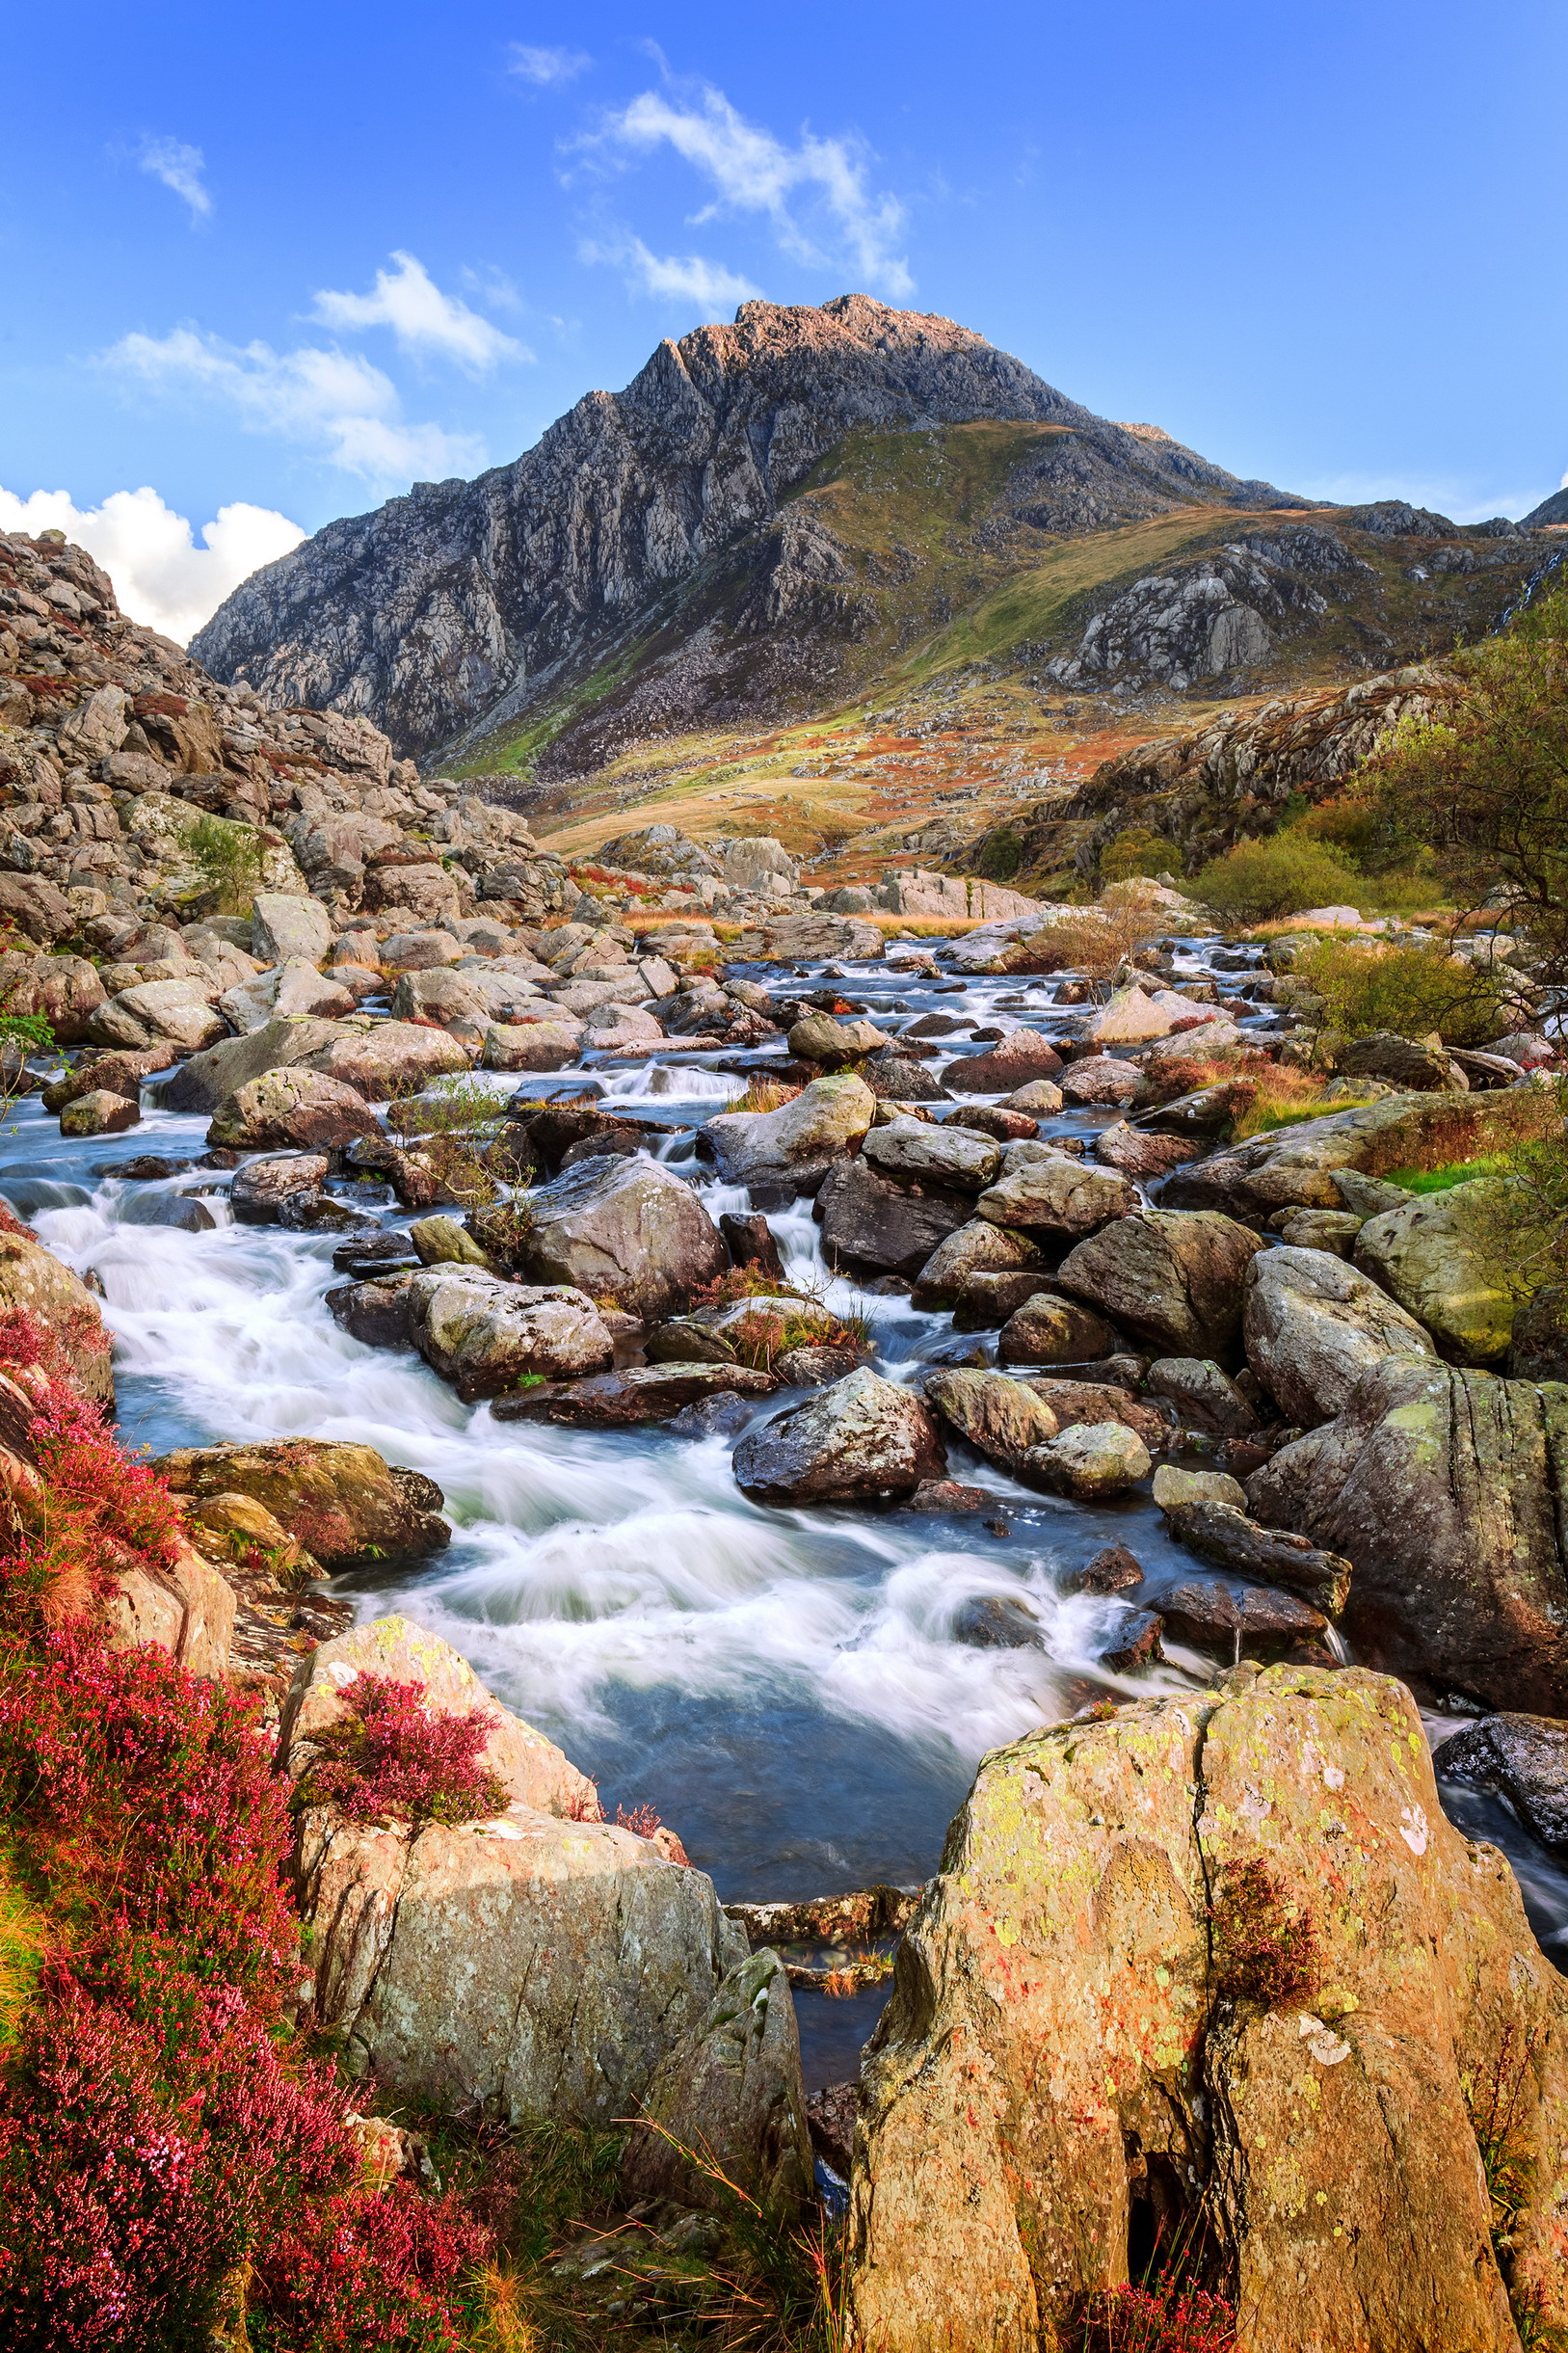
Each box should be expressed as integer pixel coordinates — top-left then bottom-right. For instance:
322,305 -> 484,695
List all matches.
3,0 -> 1563,639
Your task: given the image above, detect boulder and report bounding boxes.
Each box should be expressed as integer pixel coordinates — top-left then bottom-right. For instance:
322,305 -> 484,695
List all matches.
1164,1499 -> 1353,1615
849,1668 -> 1568,2353
911,1218 -> 1042,1309
206,1068 -> 383,1152
1093,1121 -> 1201,1181
273,958 -> 357,1021
975,1158 -> 1137,1241
944,1029 -> 1065,1094
774,1344 -> 862,1387
230,1153 -> 330,1221
409,1216 -> 493,1269
953,1270 -> 1063,1328
404,1270 -> 615,1400
1159,1578 -> 1329,1658
482,1019 -> 585,1071
0,949 -> 105,1043
1017,1422 -> 1151,1498
1242,1246 -> 1436,1427
816,1159 -> 972,1278
787,1012 -> 892,1062
1336,1030 -> 1465,1091
1083,984 -> 1196,1044
1353,1186 -> 1515,1363
864,1049 -> 951,1103
328,1271 -> 417,1350
948,1106 -> 1039,1141
0,1231 -> 114,1406
1163,1091 -> 1539,1222
154,1439 -> 449,1570
87,979 -> 226,1054
1151,1464 -> 1248,1511
1274,1206 -> 1364,1255
159,1016 -> 353,1114
1055,1210 -> 1264,1358
1434,1713 -> 1568,1853
585,1004 -> 665,1054
862,1117 -> 1001,1191
42,1044 -> 174,1112
60,1088 -> 140,1137
1001,1079 -> 1065,1113
494,1363 -> 778,1427
0,872 -> 74,946
952,1593 -> 1047,1647
620,1947 -> 812,2213
922,1369 -> 1059,1468
724,836 -> 798,894
106,1534 -> 236,1683
1145,1357 -> 1256,1435
1015,1377 -> 1168,1455
252,892 -> 334,967
517,1154 -> 726,1320
730,912 -> 883,962
702,1073 -> 875,1196
1509,1284 -> 1568,1382
997,1293 -> 1124,1366
1065,1543 -> 1145,1594
1058,1056 -> 1143,1110
732,1369 -> 944,1504
389,967 -> 492,1040
1247,1360 -> 1568,1712
306,1021 -> 474,1099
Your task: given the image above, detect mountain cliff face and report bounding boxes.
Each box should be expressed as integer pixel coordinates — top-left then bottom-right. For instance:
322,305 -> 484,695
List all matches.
191,295 -> 1296,765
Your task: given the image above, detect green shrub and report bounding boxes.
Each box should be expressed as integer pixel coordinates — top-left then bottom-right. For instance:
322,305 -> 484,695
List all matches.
1292,935 -> 1507,1046
1189,834 -> 1365,923
1100,826 -> 1176,885
187,815 -> 268,914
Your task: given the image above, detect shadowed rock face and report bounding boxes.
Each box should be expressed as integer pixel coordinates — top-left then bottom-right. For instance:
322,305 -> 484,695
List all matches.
190,295 -> 1289,762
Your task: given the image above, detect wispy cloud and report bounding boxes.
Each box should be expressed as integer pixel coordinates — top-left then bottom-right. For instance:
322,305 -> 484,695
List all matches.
311,251 -> 528,372
104,326 -> 481,485
136,135 -> 211,223
586,82 -> 912,296
580,233 -> 759,312
510,43 -> 591,86
1296,469 -> 1541,524
0,483 -> 302,644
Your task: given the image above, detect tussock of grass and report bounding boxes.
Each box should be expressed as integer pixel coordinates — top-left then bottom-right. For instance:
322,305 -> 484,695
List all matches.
733,1077 -> 802,1114
1384,1157 -> 1512,1194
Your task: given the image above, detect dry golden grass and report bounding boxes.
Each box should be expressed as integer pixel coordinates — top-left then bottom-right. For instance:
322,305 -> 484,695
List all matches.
733,1077 -> 802,1114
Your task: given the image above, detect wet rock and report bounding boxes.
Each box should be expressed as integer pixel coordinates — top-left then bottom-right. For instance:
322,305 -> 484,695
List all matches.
864,1049 -> 951,1103
60,1087 -> 140,1137
1101,1609 -> 1164,1671
816,1158 -> 971,1278
1014,1376 -> 1166,1454
1160,1576 -> 1328,1657
862,1116 -> 1001,1190
923,1368 -> 1059,1467
1018,1422 -> 1152,1498
644,1318 -> 741,1367
997,1293 -> 1124,1366
911,1217 -> 1042,1309
230,1152 -> 331,1222
702,1072 -> 875,1194
774,1344 -> 863,1386
1152,1463 -> 1247,1511
1433,1713 -> 1568,1852
42,1044 -> 175,1112
945,1029 -> 1065,1093
1055,1209 -> 1264,1358
117,1190 -> 216,1233
720,1210 -> 785,1281
976,1157 -> 1136,1240
252,892 -> 333,967
732,1368 -> 944,1504
156,1440 -> 448,1569
1508,1284 -> 1568,1382
952,1270 -> 1059,1328
945,1104 -> 1040,1141
1165,1500 -> 1352,1615
206,1067 -> 383,1152
908,1480 -> 999,1515
668,1390 -> 758,1438
1066,1543 -> 1145,1594
1146,1356 -> 1256,1435
495,1362 -> 778,1426
1093,1121 -> 1201,1181
620,1947 -> 812,2214
1242,1245 -> 1436,1427
328,1272 -> 417,1350
1354,1186 -> 1515,1364
952,1593 -> 1046,1649
404,1269 -> 615,1400
1247,1359 -> 1568,1712
517,1153 -> 727,1320
1058,1055 -> 1143,1109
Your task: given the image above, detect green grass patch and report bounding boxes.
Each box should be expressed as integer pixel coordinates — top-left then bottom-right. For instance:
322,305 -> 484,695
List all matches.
0,1851 -> 46,2052
1383,1157 -> 1511,1194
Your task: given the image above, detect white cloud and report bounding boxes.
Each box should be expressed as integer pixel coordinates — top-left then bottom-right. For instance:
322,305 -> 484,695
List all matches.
104,326 -> 481,485
591,83 -> 912,296
311,251 -> 528,372
0,484 -> 303,644
136,135 -> 211,222
580,234 -> 759,312
510,43 -> 591,85
1296,470 -> 1541,524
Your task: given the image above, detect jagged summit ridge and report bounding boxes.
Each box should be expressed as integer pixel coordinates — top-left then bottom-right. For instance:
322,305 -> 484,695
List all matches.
191,295 -> 1294,762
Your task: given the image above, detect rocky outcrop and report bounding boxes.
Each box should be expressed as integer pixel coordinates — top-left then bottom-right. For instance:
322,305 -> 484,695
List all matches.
732,1368 -> 943,1504
153,1439 -> 449,1570
516,1153 -> 726,1319
1162,1092 -> 1538,1223
702,1072 -> 875,1197
0,1227 -> 115,1406
1247,1361 -> 1568,1712
1055,1211 -> 1263,1358
1242,1244 -> 1436,1425
849,1666 -> 1568,2353
1353,1185 -> 1515,1363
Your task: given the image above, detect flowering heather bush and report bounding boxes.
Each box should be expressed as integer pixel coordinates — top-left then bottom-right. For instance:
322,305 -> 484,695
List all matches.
0,1377 -> 182,1630
1210,1858 -> 1321,2009
250,2181 -> 489,2353
294,1671 -> 507,1829
1074,2276 -> 1236,2352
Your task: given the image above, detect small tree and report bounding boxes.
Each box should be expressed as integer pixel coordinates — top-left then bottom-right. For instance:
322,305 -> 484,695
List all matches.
1292,935 -> 1509,1047
1188,835 -> 1365,924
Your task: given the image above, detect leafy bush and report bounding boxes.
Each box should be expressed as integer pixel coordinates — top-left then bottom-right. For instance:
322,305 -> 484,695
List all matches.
387,1076 -> 513,1214
1100,827 -> 1177,885
1292,935 -> 1508,1046
1210,1858 -> 1320,2008
1448,1077 -> 1568,1301
1188,834 -> 1365,923
1009,894 -> 1163,980
186,816 -> 268,914
293,1672 -> 507,1829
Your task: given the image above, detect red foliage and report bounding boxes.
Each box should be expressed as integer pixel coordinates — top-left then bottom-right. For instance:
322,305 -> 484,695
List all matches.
130,692 -> 188,719
1075,2277 -> 1236,2352
0,1370 -> 180,1628
250,2182 -> 488,2353
616,1802 -> 663,1839
1211,1858 -> 1320,2009
294,1672 -> 507,1829
0,1200 -> 35,1242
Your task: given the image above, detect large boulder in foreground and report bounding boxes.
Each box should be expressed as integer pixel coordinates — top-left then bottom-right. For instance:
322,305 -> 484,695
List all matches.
1055,1210 -> 1264,1358
0,1229 -> 115,1407
404,1268 -> 615,1401
733,1368 -> 943,1504
1248,1360 -> 1568,1713
1243,1244 -> 1436,1426
153,1438 -> 449,1570
849,1666 -> 1568,2353
701,1073 -> 875,1199
517,1153 -> 726,1320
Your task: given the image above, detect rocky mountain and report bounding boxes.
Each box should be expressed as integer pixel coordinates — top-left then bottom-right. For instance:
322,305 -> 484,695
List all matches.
191,295 -> 1301,767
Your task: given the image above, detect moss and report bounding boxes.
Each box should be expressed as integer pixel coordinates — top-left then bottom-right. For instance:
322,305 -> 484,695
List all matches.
0,1850 -> 45,2053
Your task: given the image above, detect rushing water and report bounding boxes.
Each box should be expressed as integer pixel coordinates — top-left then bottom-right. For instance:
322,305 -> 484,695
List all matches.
5,926 -> 1563,2084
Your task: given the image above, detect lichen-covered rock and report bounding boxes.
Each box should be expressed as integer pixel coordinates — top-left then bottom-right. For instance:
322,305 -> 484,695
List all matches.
229,1152 -> 330,1221
159,1015 -> 354,1113
732,1368 -> 943,1504
997,1292 -> 1123,1366
60,1088 -> 140,1137
862,1117 -> 1001,1190
945,1029 -> 1065,1093
922,1368 -> 1058,1468
702,1073 -> 875,1195
1055,1210 -> 1264,1358
516,1153 -> 726,1319
1017,1421 -> 1151,1497
154,1439 -> 449,1570
849,1667 -> 1568,2353
495,1362 -> 778,1426
1353,1184 -> 1516,1364
816,1157 -> 971,1277
0,949 -> 106,1043
87,977 -> 226,1053
1248,1360 -> 1568,1712
975,1157 -> 1136,1239
1163,1091 -> 1546,1221
911,1217 -> 1042,1309
252,892 -> 333,967
0,1230 -> 115,1406
404,1268 -> 615,1400
1242,1245 -> 1436,1426
106,1536 -> 236,1681
206,1067 -> 383,1151
306,1019 -> 474,1098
